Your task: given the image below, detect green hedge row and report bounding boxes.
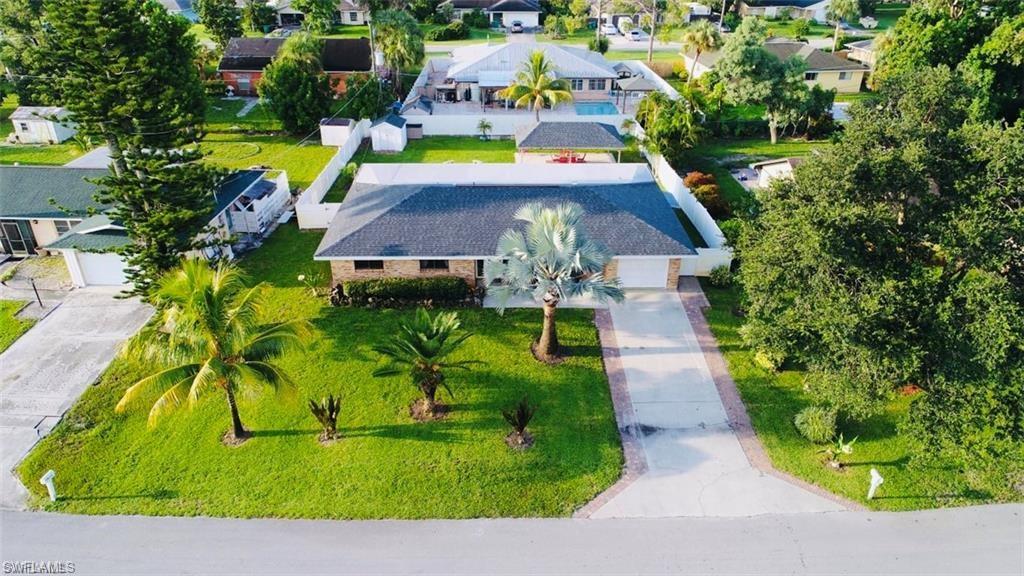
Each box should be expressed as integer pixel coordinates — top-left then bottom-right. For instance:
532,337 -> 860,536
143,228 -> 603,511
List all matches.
338,276 -> 471,305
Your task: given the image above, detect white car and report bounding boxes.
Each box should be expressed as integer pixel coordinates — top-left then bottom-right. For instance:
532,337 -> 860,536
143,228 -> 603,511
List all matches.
628,29 -> 645,41
600,24 -> 618,35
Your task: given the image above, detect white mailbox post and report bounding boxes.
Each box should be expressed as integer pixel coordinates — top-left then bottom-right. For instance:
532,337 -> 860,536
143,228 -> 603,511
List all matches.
39,469 -> 57,502
868,468 -> 884,500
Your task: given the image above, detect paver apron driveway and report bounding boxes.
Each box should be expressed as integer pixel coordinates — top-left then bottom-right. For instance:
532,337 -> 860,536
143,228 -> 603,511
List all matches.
0,287 -> 152,509
592,290 -> 842,518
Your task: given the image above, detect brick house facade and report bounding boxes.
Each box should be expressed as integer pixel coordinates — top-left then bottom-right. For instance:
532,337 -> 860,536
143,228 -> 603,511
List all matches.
218,37 -> 371,97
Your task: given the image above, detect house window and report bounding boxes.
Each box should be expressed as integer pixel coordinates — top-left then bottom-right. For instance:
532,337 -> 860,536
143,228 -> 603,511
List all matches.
419,259 -> 449,270
349,11 -> 358,21
838,71 -> 851,80
804,72 -> 819,81
354,260 -> 384,270
476,260 -> 485,278
53,219 -> 81,235
18,122 -> 28,132
570,79 -> 584,91
588,79 -> 605,91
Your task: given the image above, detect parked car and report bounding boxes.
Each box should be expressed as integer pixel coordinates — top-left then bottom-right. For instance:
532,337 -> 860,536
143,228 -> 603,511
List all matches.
600,23 -> 618,35
510,20 -> 524,33
628,29 -> 645,41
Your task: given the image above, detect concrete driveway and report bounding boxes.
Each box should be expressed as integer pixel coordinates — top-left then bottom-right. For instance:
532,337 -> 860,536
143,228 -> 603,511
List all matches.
591,290 -> 844,518
0,287 -> 152,509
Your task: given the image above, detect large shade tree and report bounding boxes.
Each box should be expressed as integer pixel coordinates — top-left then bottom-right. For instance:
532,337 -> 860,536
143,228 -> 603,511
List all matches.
194,0 -> 242,49
485,203 -> 625,363
293,0 -> 336,34
373,308 -> 476,419
737,66 -> 1023,487
715,17 -> 808,144
257,32 -> 335,133
498,50 -> 574,122
116,260 -> 309,442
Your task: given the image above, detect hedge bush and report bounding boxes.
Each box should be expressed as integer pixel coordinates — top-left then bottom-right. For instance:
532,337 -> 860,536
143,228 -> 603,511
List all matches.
425,21 -> 469,41
335,276 -> 473,307
794,406 -> 838,444
588,36 -> 609,54
708,265 -> 732,288
462,8 -> 490,29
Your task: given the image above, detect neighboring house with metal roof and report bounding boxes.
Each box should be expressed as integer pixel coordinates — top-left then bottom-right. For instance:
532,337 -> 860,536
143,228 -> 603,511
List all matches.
267,0 -> 368,27
217,37 -> 372,96
737,0 -> 832,23
0,166 -> 291,287
682,39 -> 868,93
7,106 -> 77,144
439,0 -> 542,28
314,163 -> 695,289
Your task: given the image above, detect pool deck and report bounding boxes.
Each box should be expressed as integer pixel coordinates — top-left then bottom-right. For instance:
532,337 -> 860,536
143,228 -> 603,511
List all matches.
421,99 -> 632,117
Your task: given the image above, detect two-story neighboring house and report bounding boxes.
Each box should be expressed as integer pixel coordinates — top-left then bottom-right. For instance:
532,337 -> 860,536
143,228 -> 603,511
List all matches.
268,0 -> 368,27
682,39 -> 868,93
217,37 -> 372,96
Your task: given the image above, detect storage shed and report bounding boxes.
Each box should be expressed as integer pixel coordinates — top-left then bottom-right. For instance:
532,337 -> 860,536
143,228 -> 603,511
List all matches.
9,107 -> 77,144
370,114 -> 407,152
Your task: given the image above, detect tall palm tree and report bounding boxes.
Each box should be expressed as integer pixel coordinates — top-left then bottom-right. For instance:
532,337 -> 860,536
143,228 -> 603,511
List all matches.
680,20 -> 721,85
485,203 -> 625,363
498,50 -> 574,122
372,308 -> 476,418
115,259 -> 308,442
827,0 -> 860,52
373,9 -> 425,93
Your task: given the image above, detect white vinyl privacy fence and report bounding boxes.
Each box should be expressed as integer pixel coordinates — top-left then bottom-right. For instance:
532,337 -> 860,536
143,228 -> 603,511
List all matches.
633,124 -> 734,276
295,119 -> 370,229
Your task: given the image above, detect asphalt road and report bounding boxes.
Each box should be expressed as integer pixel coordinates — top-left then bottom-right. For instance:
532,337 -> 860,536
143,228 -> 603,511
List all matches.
2,505 -> 1021,575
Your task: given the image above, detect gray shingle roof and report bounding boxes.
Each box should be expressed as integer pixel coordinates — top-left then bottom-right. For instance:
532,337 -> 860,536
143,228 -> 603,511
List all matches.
315,182 -> 694,259
763,41 -> 867,71
514,122 -> 625,150
45,215 -> 130,252
372,113 -> 407,129
0,166 -> 108,219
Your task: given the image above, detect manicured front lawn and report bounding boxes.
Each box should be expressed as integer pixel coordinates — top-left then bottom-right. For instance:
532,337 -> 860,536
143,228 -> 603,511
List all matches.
205,98 -> 282,134
701,282 -> 1005,510
699,137 -> 831,160
873,3 -> 910,30
0,300 -> 34,352
0,143 -> 83,165
354,136 -> 515,164
18,225 -> 622,519
762,18 -> 834,38
200,133 -> 337,191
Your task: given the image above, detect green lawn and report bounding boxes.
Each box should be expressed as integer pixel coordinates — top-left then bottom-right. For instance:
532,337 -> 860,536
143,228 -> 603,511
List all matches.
873,3 -> 909,30
0,143 -> 83,166
604,50 -> 681,63
200,133 -> 337,191
834,91 -> 875,103
205,98 -> 283,134
701,282 -> 1007,510
762,18 -> 834,39
18,225 -> 622,519
0,93 -> 18,140
699,137 -> 831,160
353,136 -> 515,164
0,300 -> 34,353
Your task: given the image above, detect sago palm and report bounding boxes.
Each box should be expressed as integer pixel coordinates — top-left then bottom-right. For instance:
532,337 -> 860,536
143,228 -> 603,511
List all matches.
115,259 -> 308,442
372,308 -> 476,418
680,20 -> 721,85
498,50 -> 574,122
485,203 -> 625,363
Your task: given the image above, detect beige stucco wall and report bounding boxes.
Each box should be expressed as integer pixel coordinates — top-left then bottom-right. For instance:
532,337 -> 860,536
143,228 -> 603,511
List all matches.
808,69 -> 864,93
569,78 -> 613,100
29,220 -> 60,248
330,259 -> 478,287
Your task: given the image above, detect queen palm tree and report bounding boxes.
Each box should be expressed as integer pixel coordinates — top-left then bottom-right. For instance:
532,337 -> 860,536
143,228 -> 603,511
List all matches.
498,50 -> 574,122
827,0 -> 860,52
680,20 -> 721,85
115,259 -> 308,442
374,9 -> 425,93
485,203 -> 625,363
372,308 -> 476,418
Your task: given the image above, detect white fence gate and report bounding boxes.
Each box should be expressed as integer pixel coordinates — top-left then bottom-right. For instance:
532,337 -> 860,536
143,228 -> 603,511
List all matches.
295,119 -> 370,229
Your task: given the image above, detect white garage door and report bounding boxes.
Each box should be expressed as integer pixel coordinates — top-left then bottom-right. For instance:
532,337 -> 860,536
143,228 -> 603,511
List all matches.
77,251 -> 128,286
616,257 -> 669,288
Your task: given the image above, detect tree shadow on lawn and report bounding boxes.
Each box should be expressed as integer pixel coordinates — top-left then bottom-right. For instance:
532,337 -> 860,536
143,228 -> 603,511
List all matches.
250,428 -> 321,438
58,489 -> 179,502
341,420 -> 480,444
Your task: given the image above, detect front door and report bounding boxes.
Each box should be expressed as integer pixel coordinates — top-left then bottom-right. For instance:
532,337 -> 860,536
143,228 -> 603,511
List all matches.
0,220 -> 34,255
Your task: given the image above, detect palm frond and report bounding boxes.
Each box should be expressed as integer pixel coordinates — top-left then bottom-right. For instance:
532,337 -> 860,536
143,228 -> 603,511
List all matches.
116,364 -> 199,414
146,378 -> 192,428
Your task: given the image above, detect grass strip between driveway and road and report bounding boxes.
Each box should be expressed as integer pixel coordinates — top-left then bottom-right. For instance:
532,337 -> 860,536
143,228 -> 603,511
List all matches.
18,224 -> 623,519
0,300 -> 35,353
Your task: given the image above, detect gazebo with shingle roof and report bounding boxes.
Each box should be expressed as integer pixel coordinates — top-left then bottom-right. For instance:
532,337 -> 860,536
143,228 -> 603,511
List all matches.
514,121 -> 626,162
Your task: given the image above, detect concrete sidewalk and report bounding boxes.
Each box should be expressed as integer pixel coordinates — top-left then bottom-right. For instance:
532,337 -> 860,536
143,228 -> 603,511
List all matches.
0,288 -> 152,509
591,290 -> 843,517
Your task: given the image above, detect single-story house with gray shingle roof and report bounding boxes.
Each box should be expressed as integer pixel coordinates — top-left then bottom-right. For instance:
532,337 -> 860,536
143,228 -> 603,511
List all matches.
315,164 -> 695,289
682,39 -> 868,92
0,165 -> 291,286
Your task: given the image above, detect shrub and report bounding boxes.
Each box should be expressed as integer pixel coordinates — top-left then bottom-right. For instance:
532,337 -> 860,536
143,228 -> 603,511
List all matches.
502,396 -> 537,449
425,20 -> 469,41
794,406 -> 837,444
646,61 -> 675,79
463,8 -> 490,29
671,60 -> 689,81
753,349 -> 785,371
692,183 -> 731,219
205,79 -> 228,97
683,170 -> 716,189
718,218 -> 742,247
335,276 -> 473,307
709,265 -> 732,287
588,36 -> 609,54
309,394 -> 341,442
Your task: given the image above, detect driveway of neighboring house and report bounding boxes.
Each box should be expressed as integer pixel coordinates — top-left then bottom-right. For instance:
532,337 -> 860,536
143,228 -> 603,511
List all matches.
0,287 -> 152,509
589,289 -> 845,518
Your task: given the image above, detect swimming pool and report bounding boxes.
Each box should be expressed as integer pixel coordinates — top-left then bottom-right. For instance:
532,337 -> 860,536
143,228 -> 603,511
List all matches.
574,101 -> 619,115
